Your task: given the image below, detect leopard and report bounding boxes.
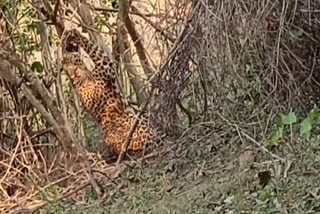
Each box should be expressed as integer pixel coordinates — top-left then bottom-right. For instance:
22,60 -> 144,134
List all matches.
61,29 -> 158,155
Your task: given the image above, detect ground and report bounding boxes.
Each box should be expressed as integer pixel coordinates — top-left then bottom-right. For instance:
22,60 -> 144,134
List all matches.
36,115 -> 320,214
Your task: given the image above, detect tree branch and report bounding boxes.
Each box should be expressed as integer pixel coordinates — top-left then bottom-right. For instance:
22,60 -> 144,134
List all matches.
0,49 -> 74,151
117,16 -> 147,104
119,0 -> 155,78
41,0 -> 65,37
68,0 -> 113,57
131,6 -> 175,43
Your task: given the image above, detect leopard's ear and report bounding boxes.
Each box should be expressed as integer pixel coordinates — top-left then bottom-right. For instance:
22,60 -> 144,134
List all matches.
65,39 -> 79,52
63,29 -> 82,52
69,29 -> 82,37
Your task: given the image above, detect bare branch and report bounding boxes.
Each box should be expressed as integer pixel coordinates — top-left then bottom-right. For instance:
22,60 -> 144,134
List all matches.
117,17 -> 147,104
131,6 -> 175,43
42,0 -> 65,37
68,0 -> 113,57
0,49 -> 74,151
119,0 -> 155,78
116,94 -> 153,166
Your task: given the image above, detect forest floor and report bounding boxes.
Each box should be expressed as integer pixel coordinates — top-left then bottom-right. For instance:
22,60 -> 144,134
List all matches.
36,116 -> 320,214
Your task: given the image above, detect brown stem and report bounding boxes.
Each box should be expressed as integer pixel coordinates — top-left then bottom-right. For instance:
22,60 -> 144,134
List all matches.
117,17 -> 147,104
116,92 -> 153,167
119,0 -> 155,78
42,0 -> 65,37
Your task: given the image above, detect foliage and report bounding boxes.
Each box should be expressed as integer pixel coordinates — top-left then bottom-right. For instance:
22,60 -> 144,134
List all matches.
269,106 -> 320,146
256,185 -> 277,213
300,106 -> 319,140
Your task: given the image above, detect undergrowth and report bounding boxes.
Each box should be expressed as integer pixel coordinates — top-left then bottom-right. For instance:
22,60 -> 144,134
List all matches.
1,0 -> 320,213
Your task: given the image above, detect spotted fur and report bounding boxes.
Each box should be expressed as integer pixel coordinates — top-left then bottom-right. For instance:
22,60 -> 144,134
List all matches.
62,29 -> 156,154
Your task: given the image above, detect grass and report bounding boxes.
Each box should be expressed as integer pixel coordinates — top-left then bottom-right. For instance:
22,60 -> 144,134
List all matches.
35,107 -> 320,213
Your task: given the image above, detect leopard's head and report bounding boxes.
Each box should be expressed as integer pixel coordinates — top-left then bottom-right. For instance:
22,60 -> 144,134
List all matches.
62,52 -> 90,87
62,29 -> 84,52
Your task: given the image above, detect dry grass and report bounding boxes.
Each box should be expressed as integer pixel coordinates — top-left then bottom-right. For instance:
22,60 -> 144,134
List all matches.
0,138 -> 117,213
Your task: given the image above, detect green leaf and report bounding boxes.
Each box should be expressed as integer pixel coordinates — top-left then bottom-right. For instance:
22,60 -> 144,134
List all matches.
31,61 -> 44,73
309,107 -> 319,124
270,127 -> 283,146
290,28 -> 303,41
281,112 -> 297,125
300,106 -> 319,140
300,118 -> 312,140
258,185 -> 273,202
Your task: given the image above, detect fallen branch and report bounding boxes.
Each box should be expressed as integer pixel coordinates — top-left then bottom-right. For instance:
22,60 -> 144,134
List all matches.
116,91 -> 154,167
